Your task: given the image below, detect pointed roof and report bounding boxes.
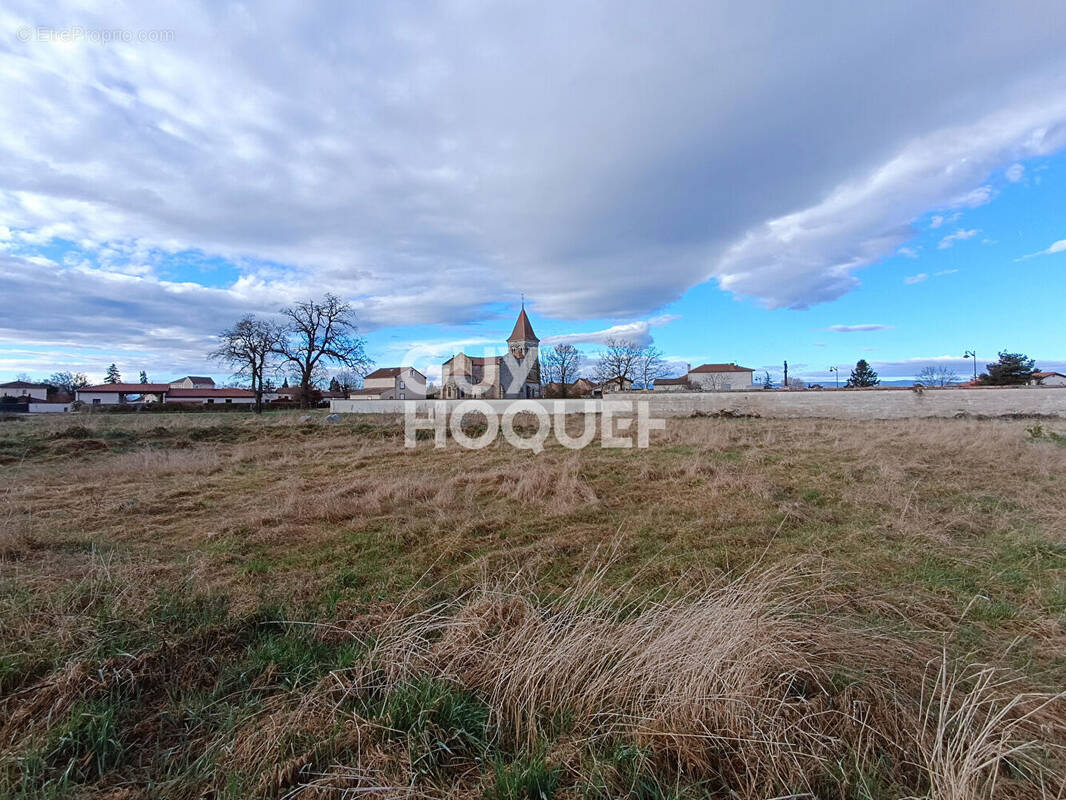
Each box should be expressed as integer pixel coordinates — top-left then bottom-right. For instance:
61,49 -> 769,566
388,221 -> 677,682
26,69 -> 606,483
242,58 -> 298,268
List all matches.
507,308 -> 539,343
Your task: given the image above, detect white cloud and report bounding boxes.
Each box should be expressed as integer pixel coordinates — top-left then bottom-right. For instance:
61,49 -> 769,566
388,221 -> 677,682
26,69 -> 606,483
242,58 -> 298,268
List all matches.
829,324 -> 892,332
897,246 -> 920,258
1016,238 -> 1066,260
929,212 -> 961,230
1005,163 -> 1025,182
1,0 -> 1066,373
543,315 -> 677,348
904,273 -> 928,284
937,228 -> 980,249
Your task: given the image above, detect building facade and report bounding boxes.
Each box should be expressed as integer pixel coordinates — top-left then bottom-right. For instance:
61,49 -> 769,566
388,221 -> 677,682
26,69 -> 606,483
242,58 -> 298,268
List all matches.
653,363 -> 755,391
350,367 -> 427,400
441,309 -> 542,399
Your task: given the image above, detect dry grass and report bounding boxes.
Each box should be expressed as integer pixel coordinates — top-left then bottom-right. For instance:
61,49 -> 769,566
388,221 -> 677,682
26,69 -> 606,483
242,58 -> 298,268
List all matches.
1,411 -> 1065,797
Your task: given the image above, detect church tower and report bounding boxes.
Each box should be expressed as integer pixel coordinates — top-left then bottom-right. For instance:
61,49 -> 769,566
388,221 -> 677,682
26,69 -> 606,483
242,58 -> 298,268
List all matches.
507,307 -> 541,395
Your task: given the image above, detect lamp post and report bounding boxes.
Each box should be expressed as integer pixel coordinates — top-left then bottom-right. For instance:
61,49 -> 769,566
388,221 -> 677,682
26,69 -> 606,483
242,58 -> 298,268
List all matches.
963,350 -> 977,382
828,366 -> 839,388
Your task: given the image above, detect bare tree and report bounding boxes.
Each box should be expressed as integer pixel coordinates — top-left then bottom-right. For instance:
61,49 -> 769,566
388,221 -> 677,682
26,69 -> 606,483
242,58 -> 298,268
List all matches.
274,294 -> 373,408
333,369 -> 362,393
543,343 -> 582,396
48,371 -> 89,396
594,338 -> 640,391
210,315 -> 284,413
916,365 -> 959,387
636,345 -> 666,390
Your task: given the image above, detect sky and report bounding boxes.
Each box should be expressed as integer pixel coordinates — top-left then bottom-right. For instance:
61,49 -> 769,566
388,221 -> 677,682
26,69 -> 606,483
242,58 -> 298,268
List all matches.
1,1 -> 1065,387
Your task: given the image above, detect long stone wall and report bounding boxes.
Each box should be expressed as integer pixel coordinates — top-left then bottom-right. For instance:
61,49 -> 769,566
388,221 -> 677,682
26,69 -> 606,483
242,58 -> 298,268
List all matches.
331,386 -> 1066,420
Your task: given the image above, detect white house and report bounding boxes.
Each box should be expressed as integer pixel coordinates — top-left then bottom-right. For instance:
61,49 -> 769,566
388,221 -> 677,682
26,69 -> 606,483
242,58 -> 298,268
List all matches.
652,363 -> 755,391
1032,371 -> 1066,387
75,383 -> 254,405
0,380 -> 50,401
76,383 -> 170,404
170,376 -> 216,389
351,367 -> 427,400
651,376 -> 690,392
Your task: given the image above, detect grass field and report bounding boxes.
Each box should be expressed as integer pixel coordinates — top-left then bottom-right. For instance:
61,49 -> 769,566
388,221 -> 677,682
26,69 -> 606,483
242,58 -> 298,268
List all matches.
1,411 -> 1064,798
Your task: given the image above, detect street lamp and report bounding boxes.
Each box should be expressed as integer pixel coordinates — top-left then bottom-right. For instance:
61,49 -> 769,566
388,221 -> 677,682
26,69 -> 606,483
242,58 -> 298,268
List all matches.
828,366 -> 839,388
963,350 -> 977,382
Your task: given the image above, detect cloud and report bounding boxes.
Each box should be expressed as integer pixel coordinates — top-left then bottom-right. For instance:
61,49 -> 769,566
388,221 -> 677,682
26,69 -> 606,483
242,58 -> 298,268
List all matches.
2,1 -> 1066,374
937,229 -> 980,249
543,315 -> 677,349
905,267 -> 958,284
897,246 -> 921,258
828,324 -> 892,332
1005,163 -> 1025,182
1016,238 -> 1066,260
929,212 -> 961,230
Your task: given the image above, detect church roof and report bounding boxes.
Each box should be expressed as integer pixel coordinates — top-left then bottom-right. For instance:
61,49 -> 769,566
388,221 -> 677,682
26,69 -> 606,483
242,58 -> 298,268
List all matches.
507,308 -> 539,343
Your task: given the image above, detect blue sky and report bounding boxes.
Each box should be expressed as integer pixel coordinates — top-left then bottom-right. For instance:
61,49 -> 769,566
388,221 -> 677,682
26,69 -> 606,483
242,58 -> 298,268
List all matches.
1,2 -> 1065,386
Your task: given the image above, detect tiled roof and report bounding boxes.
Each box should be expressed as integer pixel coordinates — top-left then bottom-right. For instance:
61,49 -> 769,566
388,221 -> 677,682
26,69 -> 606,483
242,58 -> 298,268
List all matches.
171,376 -> 214,383
689,363 -> 754,373
80,383 -> 171,392
365,367 -> 402,379
654,376 -> 690,385
1034,371 -> 1066,379
507,308 -> 539,342
348,387 -> 388,396
0,380 -> 50,389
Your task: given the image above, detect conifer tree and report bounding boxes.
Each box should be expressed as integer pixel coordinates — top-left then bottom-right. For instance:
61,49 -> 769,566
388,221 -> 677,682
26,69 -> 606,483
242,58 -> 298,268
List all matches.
846,359 -> 879,387
978,351 -> 1036,385
139,370 -> 149,384
104,364 -> 121,384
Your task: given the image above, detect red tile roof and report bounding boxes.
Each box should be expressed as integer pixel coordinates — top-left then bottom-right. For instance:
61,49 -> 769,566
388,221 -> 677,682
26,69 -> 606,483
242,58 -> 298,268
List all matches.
654,376 -> 690,385
689,363 -> 754,373
507,308 -> 539,343
1034,371 -> 1066,379
80,383 -> 171,392
365,367 -> 402,379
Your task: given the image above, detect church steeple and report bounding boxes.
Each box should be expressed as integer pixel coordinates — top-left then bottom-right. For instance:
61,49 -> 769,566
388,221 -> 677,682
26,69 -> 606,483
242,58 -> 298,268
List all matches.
507,308 -> 539,344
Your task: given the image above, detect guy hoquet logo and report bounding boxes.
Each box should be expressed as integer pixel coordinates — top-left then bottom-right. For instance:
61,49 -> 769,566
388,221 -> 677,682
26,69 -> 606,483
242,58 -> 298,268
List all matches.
404,400 -> 665,452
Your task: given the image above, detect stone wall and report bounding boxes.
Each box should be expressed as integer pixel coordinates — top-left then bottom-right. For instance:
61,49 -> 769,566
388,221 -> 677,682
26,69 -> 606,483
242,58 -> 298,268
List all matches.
331,386 -> 1066,420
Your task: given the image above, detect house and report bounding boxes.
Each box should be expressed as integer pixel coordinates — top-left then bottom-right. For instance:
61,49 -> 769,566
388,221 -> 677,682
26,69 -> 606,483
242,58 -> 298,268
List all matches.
0,380 -> 51,402
75,383 -> 253,405
595,377 -> 633,394
351,367 -> 427,400
76,383 -> 170,404
165,388 -> 255,404
651,376 -> 691,392
441,308 -> 542,399
170,376 -> 216,389
651,363 -> 755,391
543,377 -> 598,398
1032,371 -> 1066,386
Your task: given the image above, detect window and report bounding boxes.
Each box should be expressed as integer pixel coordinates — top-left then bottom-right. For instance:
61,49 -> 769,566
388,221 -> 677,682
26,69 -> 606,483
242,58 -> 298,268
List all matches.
400,392 -> 405,399
399,380 -> 405,389
207,399 -> 214,404
225,399 -> 232,404
92,398 -> 101,405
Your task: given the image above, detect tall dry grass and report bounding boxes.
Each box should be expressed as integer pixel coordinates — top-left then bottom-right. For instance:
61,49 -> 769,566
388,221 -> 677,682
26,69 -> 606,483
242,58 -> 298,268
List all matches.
342,569 -> 1065,799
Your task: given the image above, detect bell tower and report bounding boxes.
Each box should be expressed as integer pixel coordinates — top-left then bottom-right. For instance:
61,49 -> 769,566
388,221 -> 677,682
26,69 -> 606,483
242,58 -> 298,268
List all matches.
507,305 -> 540,390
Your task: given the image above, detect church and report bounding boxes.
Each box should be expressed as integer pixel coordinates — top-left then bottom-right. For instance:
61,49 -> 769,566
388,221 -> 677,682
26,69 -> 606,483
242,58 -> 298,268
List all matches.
440,308 -> 542,399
